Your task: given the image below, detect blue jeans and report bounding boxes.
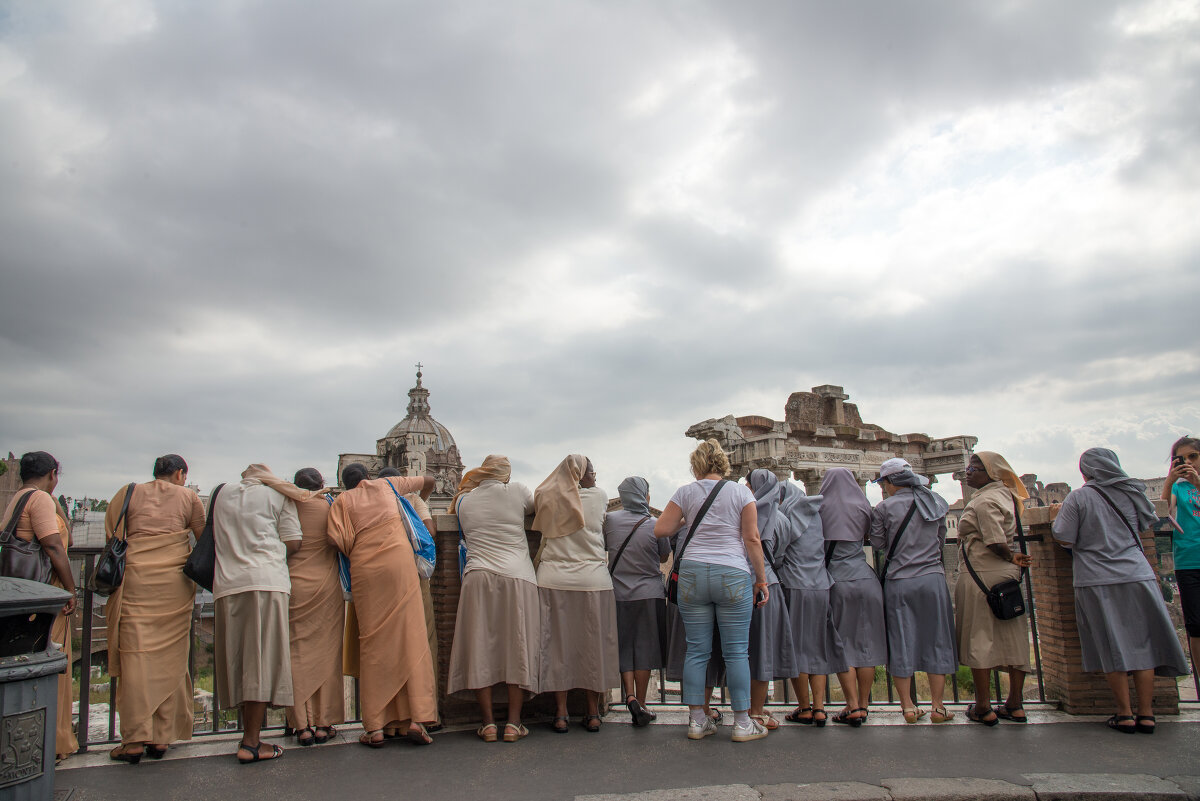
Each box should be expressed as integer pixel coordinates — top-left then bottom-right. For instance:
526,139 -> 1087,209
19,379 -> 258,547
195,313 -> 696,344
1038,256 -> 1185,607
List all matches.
677,559 -> 753,710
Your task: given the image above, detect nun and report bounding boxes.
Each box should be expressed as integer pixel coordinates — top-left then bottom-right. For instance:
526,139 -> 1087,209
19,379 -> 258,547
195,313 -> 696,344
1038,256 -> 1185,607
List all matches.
1051,448 -> 1188,734
604,476 -> 671,726
820,467 -> 886,727
744,470 -> 798,730
777,481 -> 844,727
868,458 -> 957,724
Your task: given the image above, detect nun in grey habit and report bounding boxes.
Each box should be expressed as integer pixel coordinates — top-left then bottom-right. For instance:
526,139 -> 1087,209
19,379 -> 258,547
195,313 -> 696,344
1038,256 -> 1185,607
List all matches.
868,458 -> 957,723
745,470 -> 798,729
777,481 -> 845,726
1051,447 -> 1187,734
820,467 -> 886,726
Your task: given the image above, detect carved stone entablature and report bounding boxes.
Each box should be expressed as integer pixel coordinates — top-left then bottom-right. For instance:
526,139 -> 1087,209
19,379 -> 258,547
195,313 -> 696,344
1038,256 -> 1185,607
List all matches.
686,415 -> 747,447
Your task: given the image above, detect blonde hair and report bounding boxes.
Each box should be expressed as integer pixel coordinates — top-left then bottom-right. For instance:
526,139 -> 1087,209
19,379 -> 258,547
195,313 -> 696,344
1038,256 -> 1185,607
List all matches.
690,439 -> 731,479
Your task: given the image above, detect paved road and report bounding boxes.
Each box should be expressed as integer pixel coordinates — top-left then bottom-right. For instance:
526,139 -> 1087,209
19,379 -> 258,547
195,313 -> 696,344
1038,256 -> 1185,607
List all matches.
55,718 -> 1200,801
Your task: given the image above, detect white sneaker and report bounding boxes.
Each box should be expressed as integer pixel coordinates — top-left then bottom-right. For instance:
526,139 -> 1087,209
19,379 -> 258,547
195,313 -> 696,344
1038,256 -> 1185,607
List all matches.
687,717 -> 717,740
731,717 -> 768,742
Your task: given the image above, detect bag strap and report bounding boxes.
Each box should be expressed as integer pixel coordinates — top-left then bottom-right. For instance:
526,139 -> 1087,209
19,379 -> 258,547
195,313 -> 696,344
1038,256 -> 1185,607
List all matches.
609,516 -> 650,575
205,483 -> 226,532
111,483 -> 136,541
1,489 -> 37,543
824,540 -> 836,568
879,502 -> 917,583
1087,484 -> 1144,551
960,495 -> 1028,594
674,479 -> 729,566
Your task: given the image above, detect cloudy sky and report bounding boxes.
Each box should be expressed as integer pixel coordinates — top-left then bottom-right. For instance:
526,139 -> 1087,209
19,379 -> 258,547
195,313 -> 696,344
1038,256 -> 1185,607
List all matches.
2,0 -> 1198,505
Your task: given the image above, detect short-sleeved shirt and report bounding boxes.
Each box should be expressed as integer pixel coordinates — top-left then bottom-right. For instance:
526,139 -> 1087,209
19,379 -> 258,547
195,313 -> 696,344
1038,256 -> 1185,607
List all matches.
536,485 -> 611,591
776,508 -> 832,590
868,488 -> 946,581
212,480 -> 302,600
669,479 -> 756,574
1052,484 -> 1154,587
456,479 -> 537,584
958,481 -> 1021,569
604,509 -> 669,601
2,488 -> 60,544
1172,480 -> 1200,570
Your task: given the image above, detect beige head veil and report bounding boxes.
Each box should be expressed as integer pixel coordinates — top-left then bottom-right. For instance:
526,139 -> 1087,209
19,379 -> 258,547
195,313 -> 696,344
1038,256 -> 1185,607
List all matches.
240,463 -> 318,502
532,454 -> 588,539
975,451 -> 1029,505
450,454 -> 512,513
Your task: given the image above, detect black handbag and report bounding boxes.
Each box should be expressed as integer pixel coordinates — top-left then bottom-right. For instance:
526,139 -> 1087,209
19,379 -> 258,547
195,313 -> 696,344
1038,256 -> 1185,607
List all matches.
666,480 -> 728,604
87,483 -> 135,596
961,497 -> 1028,620
183,483 -> 225,591
0,490 -> 52,583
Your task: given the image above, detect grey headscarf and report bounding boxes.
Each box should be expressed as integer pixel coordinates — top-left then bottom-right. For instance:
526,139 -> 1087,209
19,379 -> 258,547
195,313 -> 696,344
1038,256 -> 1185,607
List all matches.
748,469 -> 783,540
779,481 -> 822,533
1080,447 -> 1158,532
818,467 -> 873,542
617,476 -> 651,517
886,468 -> 949,523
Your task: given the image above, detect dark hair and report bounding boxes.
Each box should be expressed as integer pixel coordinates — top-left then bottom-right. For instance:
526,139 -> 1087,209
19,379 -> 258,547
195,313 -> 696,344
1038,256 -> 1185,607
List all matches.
153,454 -> 188,478
1171,436 -> 1200,460
377,467 -> 401,478
294,467 -> 324,491
19,451 -> 58,481
342,462 -> 370,490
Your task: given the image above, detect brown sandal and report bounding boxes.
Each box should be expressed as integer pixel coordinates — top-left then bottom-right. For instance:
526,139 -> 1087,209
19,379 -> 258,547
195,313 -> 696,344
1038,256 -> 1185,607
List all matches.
359,731 -> 385,748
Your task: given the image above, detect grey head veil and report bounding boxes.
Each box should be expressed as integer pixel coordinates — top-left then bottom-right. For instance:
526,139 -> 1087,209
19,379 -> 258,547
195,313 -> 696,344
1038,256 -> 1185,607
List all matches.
618,476 -> 651,517
748,469 -> 782,540
1080,447 -> 1158,532
886,467 -> 949,522
818,467 -> 872,542
779,481 -> 823,534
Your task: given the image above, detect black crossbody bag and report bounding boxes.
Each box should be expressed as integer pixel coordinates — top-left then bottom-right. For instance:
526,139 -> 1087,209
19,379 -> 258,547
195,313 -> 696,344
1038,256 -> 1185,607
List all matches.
0,490 -> 51,583
960,497 -> 1028,620
609,516 -> 650,575
87,483 -> 136,596
666,479 -> 728,605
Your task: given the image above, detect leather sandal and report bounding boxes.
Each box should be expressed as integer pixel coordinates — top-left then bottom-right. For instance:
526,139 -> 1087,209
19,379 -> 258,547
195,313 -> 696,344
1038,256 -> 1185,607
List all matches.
359,730 -> 386,748
902,707 -> 926,724
313,725 -> 337,743
1106,714 -> 1137,734
297,727 -> 316,747
503,723 -> 529,742
582,714 -> 602,732
994,705 -> 1027,723
552,715 -> 570,733
812,708 -> 827,727
238,741 -> 283,763
785,706 -> 814,724
406,723 -> 433,745
966,704 -> 998,726
1136,715 -> 1156,734
831,707 -> 864,728
476,723 -> 498,742
145,745 -> 168,760
109,745 -> 142,765
749,712 -> 780,730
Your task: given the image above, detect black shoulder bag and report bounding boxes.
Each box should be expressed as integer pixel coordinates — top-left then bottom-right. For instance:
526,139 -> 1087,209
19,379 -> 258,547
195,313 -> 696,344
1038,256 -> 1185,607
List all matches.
609,516 -> 650,575
183,483 -> 226,591
666,480 -> 728,604
960,496 -> 1028,620
877,502 -> 917,589
0,490 -> 52,583
87,483 -> 136,596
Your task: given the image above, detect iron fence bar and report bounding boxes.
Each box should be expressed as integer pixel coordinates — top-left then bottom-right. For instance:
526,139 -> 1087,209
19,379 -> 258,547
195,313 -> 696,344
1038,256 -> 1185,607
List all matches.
78,556 -> 95,752
1022,563 -> 1046,702
108,677 -> 116,740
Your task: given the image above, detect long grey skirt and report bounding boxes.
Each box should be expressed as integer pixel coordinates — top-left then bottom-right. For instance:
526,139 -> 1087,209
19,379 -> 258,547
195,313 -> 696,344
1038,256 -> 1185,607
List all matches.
665,601 -> 726,686
446,570 -> 542,697
883,573 -> 957,677
539,587 -> 621,693
616,597 -> 667,673
1075,580 -> 1189,676
214,591 -> 294,709
783,587 -> 846,675
749,583 -> 797,681
830,577 -> 887,668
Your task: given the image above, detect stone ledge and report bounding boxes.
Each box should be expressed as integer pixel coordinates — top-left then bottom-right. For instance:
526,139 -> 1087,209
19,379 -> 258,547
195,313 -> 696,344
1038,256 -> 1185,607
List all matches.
1024,773 -> 1187,800
1166,776 -> 1200,801
881,777 -> 1035,801
576,785 -> 760,801
756,781 -> 891,801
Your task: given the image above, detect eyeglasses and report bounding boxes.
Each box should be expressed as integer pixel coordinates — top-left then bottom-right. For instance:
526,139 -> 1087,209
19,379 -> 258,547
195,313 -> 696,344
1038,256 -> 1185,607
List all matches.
965,465 -> 986,474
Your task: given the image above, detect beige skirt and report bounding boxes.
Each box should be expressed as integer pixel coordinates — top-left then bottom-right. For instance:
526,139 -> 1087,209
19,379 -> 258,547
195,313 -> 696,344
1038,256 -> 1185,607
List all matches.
538,586 -> 620,693
215,591 -> 295,709
954,559 -> 1032,672
446,570 -> 542,697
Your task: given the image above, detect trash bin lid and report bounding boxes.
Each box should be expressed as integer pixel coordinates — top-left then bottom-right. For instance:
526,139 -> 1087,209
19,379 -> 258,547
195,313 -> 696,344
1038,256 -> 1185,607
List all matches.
0,577 -> 72,617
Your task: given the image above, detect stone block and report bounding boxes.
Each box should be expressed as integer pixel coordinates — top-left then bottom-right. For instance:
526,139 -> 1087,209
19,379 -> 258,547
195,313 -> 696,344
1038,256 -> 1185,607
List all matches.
881,777 -> 1034,800
1166,777 -> 1200,801
1024,773 -> 1187,800
756,781 -> 891,801
575,785 -> 760,801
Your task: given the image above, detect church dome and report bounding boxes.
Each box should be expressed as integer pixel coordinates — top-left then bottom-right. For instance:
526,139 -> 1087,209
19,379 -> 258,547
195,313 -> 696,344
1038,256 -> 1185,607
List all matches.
383,368 -> 456,451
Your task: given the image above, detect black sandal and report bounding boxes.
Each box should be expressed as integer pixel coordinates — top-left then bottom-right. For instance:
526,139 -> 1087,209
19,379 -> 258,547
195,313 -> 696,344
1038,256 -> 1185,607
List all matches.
552,715 -> 569,733
313,725 -> 337,744
109,746 -> 142,765
812,708 -> 827,728
297,727 -> 316,747
238,741 -> 283,763
966,704 -> 999,726
831,707 -> 863,728
1136,715 -> 1156,734
785,706 -> 814,724
1106,714 -> 1137,734
582,714 -> 602,732
145,745 -> 168,760
994,704 -> 1027,723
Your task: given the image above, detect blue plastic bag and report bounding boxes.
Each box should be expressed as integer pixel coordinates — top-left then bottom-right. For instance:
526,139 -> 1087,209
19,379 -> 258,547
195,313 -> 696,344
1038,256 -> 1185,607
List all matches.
387,481 -> 437,579
325,494 -> 353,600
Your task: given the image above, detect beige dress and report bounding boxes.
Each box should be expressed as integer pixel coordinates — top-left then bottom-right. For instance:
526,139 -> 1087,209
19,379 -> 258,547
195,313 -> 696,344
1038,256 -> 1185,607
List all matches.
954,481 -> 1033,671
105,481 -> 205,746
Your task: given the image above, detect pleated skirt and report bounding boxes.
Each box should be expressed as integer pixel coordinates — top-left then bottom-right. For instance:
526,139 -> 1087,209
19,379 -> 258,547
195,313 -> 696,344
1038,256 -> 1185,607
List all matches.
665,601 -> 726,686
215,591 -> 294,709
1075,580 -> 1189,677
883,573 -> 957,678
539,587 -> 621,693
830,577 -> 887,668
446,570 -> 542,696
616,597 -> 667,673
749,584 -> 797,681
783,587 -> 846,675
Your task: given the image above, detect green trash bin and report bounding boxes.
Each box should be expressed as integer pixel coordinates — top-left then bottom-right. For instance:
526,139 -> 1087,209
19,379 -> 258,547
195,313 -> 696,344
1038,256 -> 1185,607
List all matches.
0,576 -> 72,801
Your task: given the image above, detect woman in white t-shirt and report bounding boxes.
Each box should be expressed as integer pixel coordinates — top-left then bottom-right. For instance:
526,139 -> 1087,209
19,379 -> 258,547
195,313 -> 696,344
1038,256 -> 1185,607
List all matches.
654,439 -> 770,743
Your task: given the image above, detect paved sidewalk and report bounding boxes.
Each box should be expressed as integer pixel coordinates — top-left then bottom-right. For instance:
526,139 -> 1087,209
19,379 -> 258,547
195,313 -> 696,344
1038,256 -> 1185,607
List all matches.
55,710 -> 1200,801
